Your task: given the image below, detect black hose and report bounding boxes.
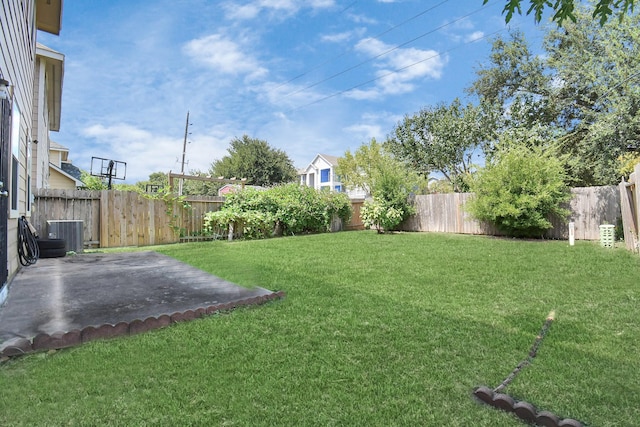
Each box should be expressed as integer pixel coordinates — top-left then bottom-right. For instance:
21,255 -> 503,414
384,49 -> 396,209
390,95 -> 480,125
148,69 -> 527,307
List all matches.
18,216 -> 39,266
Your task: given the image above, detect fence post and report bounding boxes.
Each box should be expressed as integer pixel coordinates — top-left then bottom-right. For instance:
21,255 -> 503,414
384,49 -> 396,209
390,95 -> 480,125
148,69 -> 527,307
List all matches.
619,170 -> 638,252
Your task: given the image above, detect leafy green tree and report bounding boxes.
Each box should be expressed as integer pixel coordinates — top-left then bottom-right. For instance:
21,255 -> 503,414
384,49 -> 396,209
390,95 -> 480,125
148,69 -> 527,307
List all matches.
385,99 -> 494,192
543,8 -> 640,184
467,132 -> 571,238
487,0 -> 636,25
466,31 -> 553,130
181,170 -> 221,196
337,139 -> 422,233
618,152 -> 640,179
210,135 -> 296,187
469,7 -> 640,186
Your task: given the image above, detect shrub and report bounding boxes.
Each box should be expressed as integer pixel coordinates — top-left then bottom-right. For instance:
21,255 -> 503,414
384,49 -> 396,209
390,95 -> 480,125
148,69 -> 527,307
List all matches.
361,200 -> 404,233
203,184 -> 352,239
203,209 -> 275,240
467,144 -> 571,238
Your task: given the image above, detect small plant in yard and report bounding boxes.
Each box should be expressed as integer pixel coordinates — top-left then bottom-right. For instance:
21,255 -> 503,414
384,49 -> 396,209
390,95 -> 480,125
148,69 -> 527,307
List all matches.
337,139 -> 419,233
360,200 -> 404,233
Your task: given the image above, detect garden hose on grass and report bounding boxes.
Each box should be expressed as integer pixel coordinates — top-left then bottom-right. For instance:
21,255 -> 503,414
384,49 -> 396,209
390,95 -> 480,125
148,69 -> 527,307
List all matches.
473,311 -> 584,427
18,216 -> 39,266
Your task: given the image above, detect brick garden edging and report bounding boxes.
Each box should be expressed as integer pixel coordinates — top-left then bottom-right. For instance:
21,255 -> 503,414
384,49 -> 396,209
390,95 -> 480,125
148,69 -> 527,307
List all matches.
473,386 -> 583,427
0,291 -> 286,359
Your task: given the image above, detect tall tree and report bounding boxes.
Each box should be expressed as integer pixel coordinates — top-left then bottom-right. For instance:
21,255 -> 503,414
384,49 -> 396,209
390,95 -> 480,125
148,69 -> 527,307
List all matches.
469,6 -> 640,185
210,135 -> 296,187
487,0 -> 636,26
385,99 -> 494,192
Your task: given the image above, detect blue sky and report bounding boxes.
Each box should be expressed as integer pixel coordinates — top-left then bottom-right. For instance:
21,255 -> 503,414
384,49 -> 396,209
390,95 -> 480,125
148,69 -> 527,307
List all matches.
38,0 -> 546,184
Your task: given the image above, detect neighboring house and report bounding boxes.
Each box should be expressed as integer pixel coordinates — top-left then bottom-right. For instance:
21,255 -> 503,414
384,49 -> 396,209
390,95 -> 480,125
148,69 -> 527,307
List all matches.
48,141 -> 83,189
1,0 -> 63,302
218,184 -> 265,196
298,153 -> 368,199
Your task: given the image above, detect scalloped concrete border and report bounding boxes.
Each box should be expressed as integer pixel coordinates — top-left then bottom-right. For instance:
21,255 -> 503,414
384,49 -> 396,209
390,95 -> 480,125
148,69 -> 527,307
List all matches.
473,386 -> 584,427
1,291 -> 285,359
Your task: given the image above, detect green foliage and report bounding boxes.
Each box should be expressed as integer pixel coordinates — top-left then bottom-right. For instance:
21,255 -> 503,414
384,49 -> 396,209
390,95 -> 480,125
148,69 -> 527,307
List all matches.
337,139 -> 420,232
618,152 -> 640,179
469,8 -> 640,186
487,0 -> 636,25
360,200 -> 404,234
210,135 -> 297,187
385,99 -> 494,192
203,184 -> 352,239
203,208 -> 275,240
79,171 -> 108,190
467,139 -> 571,238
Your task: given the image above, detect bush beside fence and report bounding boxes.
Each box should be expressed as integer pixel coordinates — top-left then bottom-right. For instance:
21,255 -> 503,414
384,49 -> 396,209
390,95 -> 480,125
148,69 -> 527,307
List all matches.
401,186 -> 620,240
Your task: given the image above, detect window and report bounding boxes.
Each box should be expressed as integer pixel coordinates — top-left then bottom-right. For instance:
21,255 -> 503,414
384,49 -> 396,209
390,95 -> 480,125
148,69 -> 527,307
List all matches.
334,185 -> 342,192
320,168 -> 330,183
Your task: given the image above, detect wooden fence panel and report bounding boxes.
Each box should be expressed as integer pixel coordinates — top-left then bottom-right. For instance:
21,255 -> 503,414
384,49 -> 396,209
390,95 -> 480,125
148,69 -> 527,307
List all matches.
402,193 -> 498,235
549,186 -> 621,240
402,186 -> 620,240
32,189 -> 101,244
346,199 -> 365,231
179,196 -> 225,240
619,164 -> 639,252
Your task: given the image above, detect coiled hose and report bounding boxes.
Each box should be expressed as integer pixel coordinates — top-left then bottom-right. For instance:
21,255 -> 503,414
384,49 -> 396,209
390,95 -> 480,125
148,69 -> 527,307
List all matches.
18,216 -> 39,266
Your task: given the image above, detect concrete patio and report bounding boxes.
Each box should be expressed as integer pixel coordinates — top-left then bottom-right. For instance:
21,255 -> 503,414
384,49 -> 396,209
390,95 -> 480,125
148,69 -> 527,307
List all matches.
0,251 -> 283,357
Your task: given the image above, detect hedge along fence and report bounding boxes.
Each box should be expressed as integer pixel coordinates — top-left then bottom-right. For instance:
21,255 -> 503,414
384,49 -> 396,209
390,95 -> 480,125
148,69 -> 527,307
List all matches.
400,186 -> 621,240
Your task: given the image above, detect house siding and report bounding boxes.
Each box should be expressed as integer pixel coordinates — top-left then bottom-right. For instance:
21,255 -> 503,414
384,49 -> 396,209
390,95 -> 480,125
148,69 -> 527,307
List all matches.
48,168 -> 76,190
1,0 -> 39,282
1,0 -> 59,285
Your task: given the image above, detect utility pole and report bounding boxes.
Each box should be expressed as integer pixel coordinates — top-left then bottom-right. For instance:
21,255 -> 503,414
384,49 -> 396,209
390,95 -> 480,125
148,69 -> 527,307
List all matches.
179,111 -> 191,195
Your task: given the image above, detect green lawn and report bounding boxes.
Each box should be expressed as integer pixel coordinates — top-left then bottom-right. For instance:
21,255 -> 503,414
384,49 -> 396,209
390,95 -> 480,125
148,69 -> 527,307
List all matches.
1,231 -> 639,426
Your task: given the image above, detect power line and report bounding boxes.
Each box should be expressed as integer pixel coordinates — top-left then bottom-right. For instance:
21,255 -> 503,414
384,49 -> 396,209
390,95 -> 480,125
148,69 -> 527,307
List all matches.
339,1 -> 357,14
287,27 -> 507,112
273,0 -> 451,90
284,1 -> 495,98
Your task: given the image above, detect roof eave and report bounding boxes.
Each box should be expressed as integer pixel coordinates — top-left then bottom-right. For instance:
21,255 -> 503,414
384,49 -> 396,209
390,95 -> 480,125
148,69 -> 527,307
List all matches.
36,0 -> 63,35
36,45 -> 64,131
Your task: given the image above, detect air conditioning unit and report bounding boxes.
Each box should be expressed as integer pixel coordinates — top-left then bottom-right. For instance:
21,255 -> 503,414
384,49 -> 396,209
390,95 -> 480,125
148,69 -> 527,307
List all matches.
47,220 -> 84,253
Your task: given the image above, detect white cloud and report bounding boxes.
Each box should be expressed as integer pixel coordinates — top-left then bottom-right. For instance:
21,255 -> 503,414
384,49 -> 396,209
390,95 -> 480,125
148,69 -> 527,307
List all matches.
349,37 -> 447,98
183,34 -> 268,80
321,28 -> 366,43
80,123 -> 229,182
465,31 -> 485,42
223,0 -> 336,21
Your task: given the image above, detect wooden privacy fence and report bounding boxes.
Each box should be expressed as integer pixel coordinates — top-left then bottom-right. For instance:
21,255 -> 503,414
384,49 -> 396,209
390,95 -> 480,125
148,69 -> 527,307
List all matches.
32,185 -> 621,249
31,189 -> 224,248
401,186 -> 621,240
619,163 -> 640,252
